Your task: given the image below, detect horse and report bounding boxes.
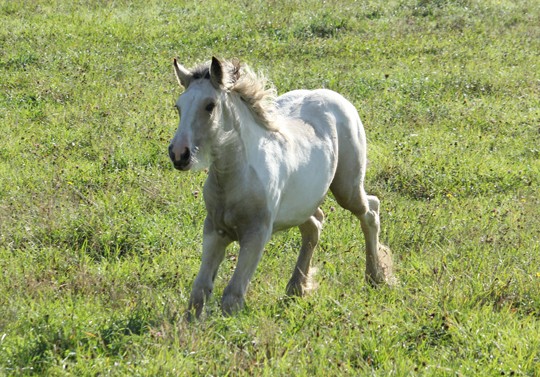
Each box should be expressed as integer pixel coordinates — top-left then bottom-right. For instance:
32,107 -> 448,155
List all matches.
168,57 -> 395,319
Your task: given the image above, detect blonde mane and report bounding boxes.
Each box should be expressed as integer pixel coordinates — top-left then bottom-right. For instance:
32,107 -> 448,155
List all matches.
190,59 -> 279,131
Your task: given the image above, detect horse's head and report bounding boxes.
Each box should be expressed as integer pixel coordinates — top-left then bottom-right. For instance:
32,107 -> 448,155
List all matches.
169,57 -> 229,171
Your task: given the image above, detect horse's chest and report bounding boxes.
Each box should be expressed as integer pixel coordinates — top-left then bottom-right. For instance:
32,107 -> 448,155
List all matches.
206,198 -> 270,241
204,177 -> 270,241
207,204 -> 238,240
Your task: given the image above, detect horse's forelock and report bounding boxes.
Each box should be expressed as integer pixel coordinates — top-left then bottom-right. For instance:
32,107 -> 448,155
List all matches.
188,61 -> 236,88
190,64 -> 211,81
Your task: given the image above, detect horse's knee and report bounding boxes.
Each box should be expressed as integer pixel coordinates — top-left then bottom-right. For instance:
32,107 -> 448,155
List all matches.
361,208 -> 380,229
367,195 -> 380,213
357,195 -> 379,228
299,212 -> 323,244
314,207 -> 325,223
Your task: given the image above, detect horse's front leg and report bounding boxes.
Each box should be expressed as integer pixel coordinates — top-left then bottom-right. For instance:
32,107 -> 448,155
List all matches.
221,228 -> 271,316
187,218 -> 231,321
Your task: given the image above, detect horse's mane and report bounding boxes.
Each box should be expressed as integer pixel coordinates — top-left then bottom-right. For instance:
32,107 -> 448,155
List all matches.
190,59 -> 279,132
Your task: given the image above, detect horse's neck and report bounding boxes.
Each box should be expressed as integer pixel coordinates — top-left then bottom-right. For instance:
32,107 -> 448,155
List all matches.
210,141 -> 248,180
209,126 -> 250,189
210,97 -> 281,193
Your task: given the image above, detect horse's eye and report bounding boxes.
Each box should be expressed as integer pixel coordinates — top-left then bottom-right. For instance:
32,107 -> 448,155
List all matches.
205,102 -> 215,113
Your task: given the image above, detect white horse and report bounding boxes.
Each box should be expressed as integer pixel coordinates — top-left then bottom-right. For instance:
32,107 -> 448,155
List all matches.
169,57 -> 394,319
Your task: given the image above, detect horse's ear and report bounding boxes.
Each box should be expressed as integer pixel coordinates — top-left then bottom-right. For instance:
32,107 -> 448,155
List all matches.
173,58 -> 191,88
210,56 -> 224,88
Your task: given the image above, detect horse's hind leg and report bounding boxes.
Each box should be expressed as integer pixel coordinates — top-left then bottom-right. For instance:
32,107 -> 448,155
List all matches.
286,207 -> 324,296
331,180 -> 395,286
360,194 -> 395,285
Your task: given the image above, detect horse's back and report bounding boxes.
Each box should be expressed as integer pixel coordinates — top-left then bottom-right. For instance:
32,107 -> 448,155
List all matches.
277,89 -> 365,142
269,89 -> 367,230
277,88 -> 368,202
277,88 -> 366,159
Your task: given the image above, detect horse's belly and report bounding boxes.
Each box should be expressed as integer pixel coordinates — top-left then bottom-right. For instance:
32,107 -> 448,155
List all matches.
262,104 -> 338,232
271,170 -> 332,231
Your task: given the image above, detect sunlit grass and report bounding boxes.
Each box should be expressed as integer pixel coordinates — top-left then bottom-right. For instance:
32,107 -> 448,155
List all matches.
1,0 -> 539,375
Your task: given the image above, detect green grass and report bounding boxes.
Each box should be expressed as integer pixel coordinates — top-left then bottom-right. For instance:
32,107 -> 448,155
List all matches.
1,0 -> 539,375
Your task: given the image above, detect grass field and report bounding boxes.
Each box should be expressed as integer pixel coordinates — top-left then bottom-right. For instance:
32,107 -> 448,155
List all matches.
1,0 -> 539,375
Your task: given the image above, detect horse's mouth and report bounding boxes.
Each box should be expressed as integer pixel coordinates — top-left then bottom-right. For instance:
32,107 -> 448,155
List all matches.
173,161 -> 192,171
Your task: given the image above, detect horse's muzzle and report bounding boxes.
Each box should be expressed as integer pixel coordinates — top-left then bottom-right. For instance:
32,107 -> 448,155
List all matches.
169,144 -> 191,171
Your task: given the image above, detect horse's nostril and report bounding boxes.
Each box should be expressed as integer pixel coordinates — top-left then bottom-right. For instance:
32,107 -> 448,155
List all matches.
180,148 -> 191,162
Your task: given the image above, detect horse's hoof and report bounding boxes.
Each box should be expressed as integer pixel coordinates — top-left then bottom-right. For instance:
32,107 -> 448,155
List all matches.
221,293 -> 245,316
286,267 -> 318,297
184,309 -> 197,322
285,282 -> 305,297
366,244 -> 397,286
